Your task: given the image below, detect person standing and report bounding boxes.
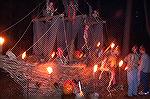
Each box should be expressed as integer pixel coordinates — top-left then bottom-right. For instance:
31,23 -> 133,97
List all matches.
124,45 -> 140,97
138,45 -> 150,95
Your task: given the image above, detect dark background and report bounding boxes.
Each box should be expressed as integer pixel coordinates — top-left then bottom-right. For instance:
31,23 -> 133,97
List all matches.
0,0 -> 149,55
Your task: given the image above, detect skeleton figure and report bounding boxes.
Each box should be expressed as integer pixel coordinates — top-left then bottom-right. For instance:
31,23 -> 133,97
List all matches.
92,10 -> 99,18
46,1 -> 57,16
98,46 -> 120,96
83,24 -> 89,48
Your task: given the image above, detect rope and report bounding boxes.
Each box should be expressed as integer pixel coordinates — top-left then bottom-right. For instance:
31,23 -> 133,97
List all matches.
62,16 -> 69,59
63,2 -> 105,65
0,0 -> 45,34
17,15 -> 61,58
11,22 -> 32,51
11,2 -> 46,51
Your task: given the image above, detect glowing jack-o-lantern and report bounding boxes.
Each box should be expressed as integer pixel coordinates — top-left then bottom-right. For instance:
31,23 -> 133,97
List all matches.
63,80 -> 74,95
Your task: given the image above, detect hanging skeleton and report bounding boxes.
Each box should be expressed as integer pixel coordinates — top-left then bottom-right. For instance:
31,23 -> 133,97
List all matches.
83,24 -> 90,49
46,0 -> 57,16
98,45 -> 120,96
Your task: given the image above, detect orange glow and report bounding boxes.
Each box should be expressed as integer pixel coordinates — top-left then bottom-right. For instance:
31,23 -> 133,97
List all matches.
94,64 -> 98,73
34,62 -> 56,77
74,50 -> 83,59
51,51 -> 55,58
96,42 -> 101,47
22,51 -> 26,59
79,53 -> 83,58
125,67 -> 128,70
110,42 -> 115,49
79,91 -> 84,96
0,37 -> 4,45
47,67 -> 53,74
101,58 -> 106,67
100,58 -> 109,71
63,80 -> 74,95
115,46 -> 119,50
119,60 -> 123,67
78,81 -> 82,92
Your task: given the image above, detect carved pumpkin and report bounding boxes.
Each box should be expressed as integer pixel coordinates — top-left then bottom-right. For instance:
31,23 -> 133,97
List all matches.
63,80 -> 75,95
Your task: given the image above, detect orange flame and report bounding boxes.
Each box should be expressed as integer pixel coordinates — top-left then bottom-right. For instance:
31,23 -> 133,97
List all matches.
96,42 -> 101,47
51,51 -> 55,58
78,81 -> 82,92
115,46 -> 119,50
22,51 -> 26,59
119,60 -> 123,67
79,91 -> 84,96
111,42 -> 115,49
79,53 -> 83,59
0,37 -> 4,45
125,67 -> 128,70
94,64 -> 98,73
47,67 -> 53,74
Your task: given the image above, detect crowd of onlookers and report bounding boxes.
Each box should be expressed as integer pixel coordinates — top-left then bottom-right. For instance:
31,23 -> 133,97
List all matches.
124,45 -> 150,97
61,44 -> 150,98
60,43 -> 150,97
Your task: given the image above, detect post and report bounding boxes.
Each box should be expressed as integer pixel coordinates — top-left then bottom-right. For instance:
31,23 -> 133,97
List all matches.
122,0 -> 133,56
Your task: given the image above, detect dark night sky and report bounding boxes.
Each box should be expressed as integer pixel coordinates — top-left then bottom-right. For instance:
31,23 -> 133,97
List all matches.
131,0 -> 150,52
0,0 -> 149,54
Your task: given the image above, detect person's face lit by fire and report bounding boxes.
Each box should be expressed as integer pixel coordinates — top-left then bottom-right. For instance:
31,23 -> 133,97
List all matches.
132,46 -> 138,53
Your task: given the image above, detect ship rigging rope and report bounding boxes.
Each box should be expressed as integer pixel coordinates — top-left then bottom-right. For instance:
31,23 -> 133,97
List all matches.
70,2 -> 111,65
62,16 -> 69,57
17,14 -> 61,58
0,0 -> 45,34
11,2 -> 46,51
16,1 -> 107,63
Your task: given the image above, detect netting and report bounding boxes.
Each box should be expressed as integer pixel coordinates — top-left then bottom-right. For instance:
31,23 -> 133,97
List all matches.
1,0 -> 150,99
0,14 -> 127,98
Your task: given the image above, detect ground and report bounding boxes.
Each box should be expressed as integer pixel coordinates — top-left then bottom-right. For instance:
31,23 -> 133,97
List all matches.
0,66 -> 150,99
